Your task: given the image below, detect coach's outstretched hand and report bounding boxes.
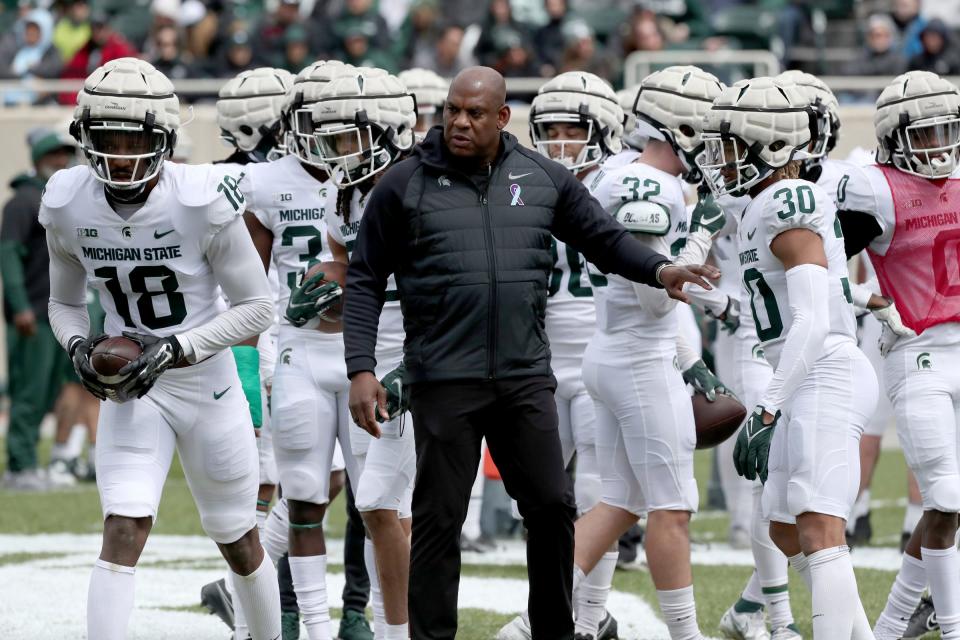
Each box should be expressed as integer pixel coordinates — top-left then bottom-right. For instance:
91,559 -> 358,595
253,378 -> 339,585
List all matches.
349,371 -> 389,438
658,264 -> 721,304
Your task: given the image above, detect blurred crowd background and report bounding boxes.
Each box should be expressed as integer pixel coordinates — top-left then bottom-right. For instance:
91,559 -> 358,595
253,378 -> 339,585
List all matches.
1,0 -> 959,106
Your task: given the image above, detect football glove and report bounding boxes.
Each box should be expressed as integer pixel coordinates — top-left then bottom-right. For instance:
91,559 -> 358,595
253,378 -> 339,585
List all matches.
377,363 -> 408,424
690,190 -> 727,237
872,299 -> 916,357
733,406 -> 780,483
682,359 -> 733,402
114,331 -> 184,401
707,295 -> 741,335
285,267 -> 343,328
231,345 -> 262,428
68,334 -> 110,400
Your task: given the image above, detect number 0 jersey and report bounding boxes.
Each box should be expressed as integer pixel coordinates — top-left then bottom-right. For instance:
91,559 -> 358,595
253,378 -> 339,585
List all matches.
589,161 -> 689,339
242,154 -> 334,326
736,179 -> 857,367
39,161 -> 244,338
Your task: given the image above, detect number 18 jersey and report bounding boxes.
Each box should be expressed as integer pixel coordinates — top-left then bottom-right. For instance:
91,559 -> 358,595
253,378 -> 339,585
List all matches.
39,162 -> 242,338
736,179 -> 857,367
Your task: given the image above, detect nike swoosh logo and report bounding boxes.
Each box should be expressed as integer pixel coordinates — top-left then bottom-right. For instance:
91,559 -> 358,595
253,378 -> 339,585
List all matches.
747,228 -> 757,240
154,229 -> 175,239
391,378 -> 403,408
507,172 -> 532,180
213,386 -> 231,400
698,211 -> 724,226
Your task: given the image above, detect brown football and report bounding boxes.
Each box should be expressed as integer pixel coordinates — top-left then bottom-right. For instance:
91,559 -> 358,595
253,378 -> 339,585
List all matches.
90,336 -> 143,381
305,260 -> 348,334
693,391 -> 747,449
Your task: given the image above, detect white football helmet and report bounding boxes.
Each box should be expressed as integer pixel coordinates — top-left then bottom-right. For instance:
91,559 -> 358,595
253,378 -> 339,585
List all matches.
397,67 -> 449,135
617,85 -> 644,150
287,59 -> 356,168
633,65 -> 725,183
529,71 -> 624,172
875,70 -> 960,178
307,67 -> 417,186
71,57 -> 180,198
777,70 -> 839,159
699,76 -> 814,197
217,67 -> 294,162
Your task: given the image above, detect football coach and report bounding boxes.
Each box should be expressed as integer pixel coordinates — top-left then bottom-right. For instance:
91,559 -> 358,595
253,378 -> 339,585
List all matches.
344,66 -> 718,640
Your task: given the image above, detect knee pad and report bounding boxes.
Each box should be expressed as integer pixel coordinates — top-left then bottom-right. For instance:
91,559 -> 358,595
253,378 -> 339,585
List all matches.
278,467 -> 325,504
927,474 -> 960,513
202,511 -> 255,545
574,471 -> 602,514
356,475 -> 400,513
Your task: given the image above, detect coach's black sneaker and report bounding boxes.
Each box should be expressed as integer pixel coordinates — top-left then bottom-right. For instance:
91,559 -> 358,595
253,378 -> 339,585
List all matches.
281,611 -> 300,640
597,611 -> 619,639
200,577 -> 235,630
845,511 -> 872,549
338,608 -> 373,640
903,595 -> 938,639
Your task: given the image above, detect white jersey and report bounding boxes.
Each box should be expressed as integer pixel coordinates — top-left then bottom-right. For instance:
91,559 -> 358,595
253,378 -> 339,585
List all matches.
590,161 -> 689,339
326,187 -> 405,361
602,149 -> 642,170
40,162 -> 243,339
736,179 -> 857,367
243,154 -> 335,325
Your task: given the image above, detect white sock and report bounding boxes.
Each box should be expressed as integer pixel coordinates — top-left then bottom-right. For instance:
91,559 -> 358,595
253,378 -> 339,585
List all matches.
87,559 -> 136,640
231,554 -> 282,640
750,485 -> 792,628
808,546 -> 860,640
874,553 -> 926,640
788,552 -> 812,591
902,502 -> 923,536
383,622 -> 408,640
365,538 -> 386,638
574,551 -> 617,635
66,424 -> 87,458
573,563 -> 586,595
289,554 -> 332,640
923,546 -> 960,639
263,499 -> 289,565
51,442 -> 70,461
656,585 -> 703,640
230,570 -> 249,640
740,571 -> 764,604
846,490 -> 871,534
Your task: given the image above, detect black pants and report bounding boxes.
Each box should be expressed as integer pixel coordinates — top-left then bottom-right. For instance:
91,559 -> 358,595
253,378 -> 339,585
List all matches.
408,376 -> 576,640
342,474 -> 371,613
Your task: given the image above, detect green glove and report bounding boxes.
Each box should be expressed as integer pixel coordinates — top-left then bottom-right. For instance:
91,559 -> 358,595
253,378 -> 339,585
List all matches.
733,406 -> 780,483
232,345 -> 262,428
377,363 -> 408,424
285,267 -> 342,327
690,190 -> 726,236
682,359 -> 733,402
707,295 -> 741,335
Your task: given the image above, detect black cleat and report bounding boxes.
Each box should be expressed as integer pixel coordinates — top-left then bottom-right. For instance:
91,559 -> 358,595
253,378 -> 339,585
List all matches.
597,611 -> 619,639
903,595 -> 938,639
201,578 -> 235,631
845,511 -> 872,548
900,531 -> 912,554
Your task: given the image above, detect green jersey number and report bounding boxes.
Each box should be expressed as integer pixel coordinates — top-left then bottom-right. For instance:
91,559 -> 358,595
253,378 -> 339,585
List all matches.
742,267 -> 784,341
837,175 -> 849,205
549,240 -> 606,297
772,185 -> 816,219
95,265 -> 187,330
217,173 -> 246,212
620,177 -> 661,203
282,225 -> 324,291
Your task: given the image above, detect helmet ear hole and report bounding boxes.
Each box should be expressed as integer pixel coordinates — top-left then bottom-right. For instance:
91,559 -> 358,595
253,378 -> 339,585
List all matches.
239,124 -> 254,136
679,124 -> 695,138
769,140 -> 786,152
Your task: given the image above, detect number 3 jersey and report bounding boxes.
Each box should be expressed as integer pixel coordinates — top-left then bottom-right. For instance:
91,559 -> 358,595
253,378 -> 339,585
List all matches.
242,153 -> 334,325
40,161 -> 248,340
736,178 -> 857,367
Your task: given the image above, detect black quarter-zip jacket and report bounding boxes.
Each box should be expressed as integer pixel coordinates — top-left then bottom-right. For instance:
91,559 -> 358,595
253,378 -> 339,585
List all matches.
343,126 -> 671,383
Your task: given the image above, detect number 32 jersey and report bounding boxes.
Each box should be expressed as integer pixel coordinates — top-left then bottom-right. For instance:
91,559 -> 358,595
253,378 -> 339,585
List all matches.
736,178 -> 857,367
39,161 -> 244,338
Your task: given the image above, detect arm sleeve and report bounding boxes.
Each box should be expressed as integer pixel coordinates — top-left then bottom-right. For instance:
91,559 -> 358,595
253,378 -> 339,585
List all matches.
837,210 -> 882,258
342,169 -> 405,378
627,232 -> 677,317
46,229 -> 90,350
548,165 -> 670,287
759,264 -> 831,413
175,217 -> 274,362
0,196 -> 35,314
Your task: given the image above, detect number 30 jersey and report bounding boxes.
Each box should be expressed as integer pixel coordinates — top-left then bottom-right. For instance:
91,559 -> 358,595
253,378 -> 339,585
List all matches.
40,161 -> 245,338
242,154 -> 334,325
736,178 -> 857,367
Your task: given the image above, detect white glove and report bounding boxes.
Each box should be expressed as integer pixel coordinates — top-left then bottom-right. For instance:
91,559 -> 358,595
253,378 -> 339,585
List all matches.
873,300 -> 916,357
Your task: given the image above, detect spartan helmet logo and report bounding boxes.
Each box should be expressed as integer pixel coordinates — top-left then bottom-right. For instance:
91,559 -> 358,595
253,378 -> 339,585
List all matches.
280,347 -> 292,365
121,226 -> 133,239
916,352 -> 933,370
752,344 -> 766,361
438,175 -> 451,187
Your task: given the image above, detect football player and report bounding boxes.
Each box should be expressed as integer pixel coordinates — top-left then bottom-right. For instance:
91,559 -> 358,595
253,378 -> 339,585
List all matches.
241,59 -> 360,640
397,67 -> 449,138
313,67 -> 418,640
700,76 -> 878,639
832,71 -> 960,640
43,58 -> 280,640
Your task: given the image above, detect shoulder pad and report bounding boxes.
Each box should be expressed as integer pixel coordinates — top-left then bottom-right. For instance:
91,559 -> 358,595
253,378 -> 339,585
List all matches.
40,165 -> 91,210
173,162 -> 246,229
760,179 -> 829,239
614,199 -> 671,235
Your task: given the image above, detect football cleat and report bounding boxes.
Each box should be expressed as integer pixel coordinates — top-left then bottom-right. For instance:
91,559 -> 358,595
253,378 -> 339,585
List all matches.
719,604 -> 770,640
597,610 -> 619,639
47,458 -> 78,488
337,609 -> 372,640
903,594 -> 938,639
770,624 -> 802,640
281,610 -> 300,640
496,611 -> 532,640
200,577 -> 235,630
845,512 -> 872,549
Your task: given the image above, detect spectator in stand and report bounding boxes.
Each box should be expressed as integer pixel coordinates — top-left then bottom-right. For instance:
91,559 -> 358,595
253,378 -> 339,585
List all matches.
617,7 -> 666,57
635,0 -> 708,43
252,0 -> 304,67
52,0 -> 91,63
339,20 -> 397,73
474,0 -> 534,68
892,0 -> 926,59
0,7 -> 63,105
419,22 -> 469,77
202,29 -> 257,77
922,0 -> 960,28
330,0 -> 390,53
145,24 -> 193,80
58,12 -> 138,104
845,14 -> 907,76
490,26 -> 539,78
280,23 -> 311,73
908,18 -> 960,75
393,0 -> 442,70
557,19 -> 617,83
534,0 -> 570,78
